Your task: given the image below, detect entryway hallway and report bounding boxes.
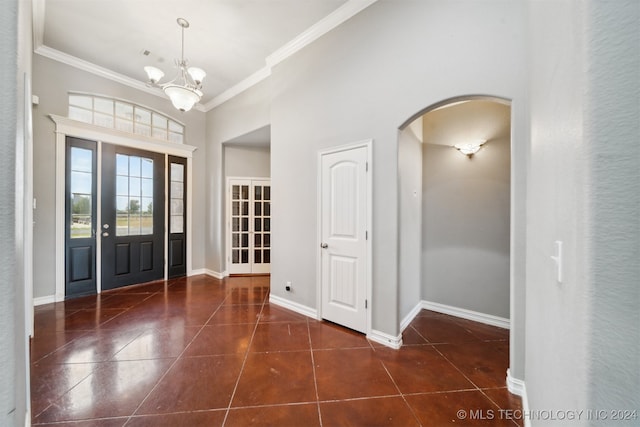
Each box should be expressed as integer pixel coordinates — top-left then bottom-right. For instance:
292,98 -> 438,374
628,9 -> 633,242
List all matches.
31,275 -> 522,426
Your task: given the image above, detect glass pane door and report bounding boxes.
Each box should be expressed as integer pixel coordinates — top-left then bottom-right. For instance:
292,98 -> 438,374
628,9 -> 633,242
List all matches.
228,179 -> 271,274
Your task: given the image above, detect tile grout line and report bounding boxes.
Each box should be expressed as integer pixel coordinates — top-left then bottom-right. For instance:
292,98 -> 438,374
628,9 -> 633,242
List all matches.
123,283 -> 229,426
378,358 -> 423,427
220,288 -> 269,427
306,319 -> 323,427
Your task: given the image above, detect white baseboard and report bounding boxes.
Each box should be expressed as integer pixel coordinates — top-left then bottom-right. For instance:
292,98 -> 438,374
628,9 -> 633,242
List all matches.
33,295 -> 56,306
203,269 -> 227,279
507,369 -> 530,427
367,329 -> 403,349
400,301 -> 423,332
421,300 -> 510,329
269,294 -> 318,319
189,268 -> 206,276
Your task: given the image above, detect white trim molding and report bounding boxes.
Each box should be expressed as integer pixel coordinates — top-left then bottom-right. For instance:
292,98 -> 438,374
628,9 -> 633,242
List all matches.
269,294 -> 318,319
400,301 -> 423,332
204,269 -> 227,280
265,0 -> 378,68
34,295 -> 56,307
421,300 -> 510,329
367,329 -> 403,349
507,369 -> 531,427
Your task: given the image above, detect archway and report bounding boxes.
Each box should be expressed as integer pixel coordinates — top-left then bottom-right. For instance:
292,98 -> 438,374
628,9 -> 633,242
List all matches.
397,95 -> 514,374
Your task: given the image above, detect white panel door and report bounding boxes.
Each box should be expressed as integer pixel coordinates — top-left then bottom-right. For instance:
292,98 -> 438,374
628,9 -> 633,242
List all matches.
228,179 -> 271,274
320,144 -> 369,333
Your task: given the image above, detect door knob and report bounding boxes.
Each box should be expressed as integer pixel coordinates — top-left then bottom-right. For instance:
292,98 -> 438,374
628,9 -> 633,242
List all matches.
321,243 -> 328,249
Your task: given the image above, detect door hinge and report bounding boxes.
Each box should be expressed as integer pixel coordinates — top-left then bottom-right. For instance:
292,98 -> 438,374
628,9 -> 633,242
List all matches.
365,299 -> 368,309
365,230 -> 368,240
365,161 -> 369,172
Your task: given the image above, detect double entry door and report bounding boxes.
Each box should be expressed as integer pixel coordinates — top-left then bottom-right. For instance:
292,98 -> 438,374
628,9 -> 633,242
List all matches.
227,179 -> 271,274
65,137 -> 185,298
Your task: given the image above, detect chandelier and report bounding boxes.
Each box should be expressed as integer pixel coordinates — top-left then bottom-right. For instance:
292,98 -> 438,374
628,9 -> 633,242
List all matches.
144,18 -> 206,112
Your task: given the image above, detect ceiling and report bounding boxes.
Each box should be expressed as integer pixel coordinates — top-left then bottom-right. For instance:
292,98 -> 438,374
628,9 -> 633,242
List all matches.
34,0 -> 375,111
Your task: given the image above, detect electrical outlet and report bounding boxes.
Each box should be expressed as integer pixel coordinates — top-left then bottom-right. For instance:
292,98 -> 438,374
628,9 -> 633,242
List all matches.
285,281 -> 292,292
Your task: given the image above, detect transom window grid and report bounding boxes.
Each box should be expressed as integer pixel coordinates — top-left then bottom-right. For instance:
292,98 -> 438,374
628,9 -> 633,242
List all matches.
68,94 -> 185,144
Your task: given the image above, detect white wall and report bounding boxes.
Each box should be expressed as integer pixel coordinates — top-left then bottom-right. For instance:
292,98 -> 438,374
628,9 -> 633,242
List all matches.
527,0 -> 639,422
31,54 -> 208,299
1,0 -> 30,424
398,124 -> 422,324
421,101 -> 511,318
268,0 -> 528,343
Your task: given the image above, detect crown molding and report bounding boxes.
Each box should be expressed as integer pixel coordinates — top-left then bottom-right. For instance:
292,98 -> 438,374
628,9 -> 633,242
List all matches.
265,0 -> 378,68
33,0 -> 378,113
204,66 -> 272,111
34,45 -> 207,112
204,0 -> 378,111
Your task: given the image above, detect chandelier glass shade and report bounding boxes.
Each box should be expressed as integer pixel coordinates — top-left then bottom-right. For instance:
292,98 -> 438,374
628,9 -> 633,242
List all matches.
144,18 -> 205,112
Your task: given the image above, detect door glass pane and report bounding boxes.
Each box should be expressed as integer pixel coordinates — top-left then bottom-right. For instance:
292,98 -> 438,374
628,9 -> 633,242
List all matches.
264,250 -> 270,263
255,186 -> 262,200
255,250 -> 262,263
170,163 -> 184,181
241,185 -> 249,199
241,233 -> 249,248
264,201 -> 271,216
255,202 -> 262,216
70,147 -> 93,239
141,158 -> 154,178
254,234 -> 262,248
170,160 -> 185,234
264,233 -> 270,248
264,186 -> 271,200
170,215 -> 183,234
241,250 -> 249,264
254,218 -> 261,232
264,218 -> 270,232
242,201 -> 249,216
116,153 -> 153,236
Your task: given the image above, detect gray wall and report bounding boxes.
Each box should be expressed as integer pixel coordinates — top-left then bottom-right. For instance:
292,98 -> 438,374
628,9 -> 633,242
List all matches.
224,144 -> 271,178
421,101 -> 511,318
1,0 -> 30,425
205,79 -> 271,275
527,0 -> 639,423
267,0 -> 528,342
398,125 -> 422,323
31,54 -> 207,299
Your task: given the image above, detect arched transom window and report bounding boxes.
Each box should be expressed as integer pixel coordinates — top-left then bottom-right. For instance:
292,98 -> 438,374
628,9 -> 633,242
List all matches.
68,93 -> 185,144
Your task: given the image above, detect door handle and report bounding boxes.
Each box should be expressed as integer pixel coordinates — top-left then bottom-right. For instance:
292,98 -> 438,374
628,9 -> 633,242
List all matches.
321,243 -> 328,249
102,232 -> 109,237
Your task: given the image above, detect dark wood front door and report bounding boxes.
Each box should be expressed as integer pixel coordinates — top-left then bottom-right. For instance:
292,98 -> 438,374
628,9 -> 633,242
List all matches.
100,144 -> 165,290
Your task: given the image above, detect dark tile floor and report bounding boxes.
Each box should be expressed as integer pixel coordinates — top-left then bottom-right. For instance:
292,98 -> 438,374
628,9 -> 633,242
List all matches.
31,275 -> 522,426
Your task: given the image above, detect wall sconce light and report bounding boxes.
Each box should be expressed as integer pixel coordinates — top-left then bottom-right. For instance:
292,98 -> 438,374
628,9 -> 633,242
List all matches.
454,140 -> 486,157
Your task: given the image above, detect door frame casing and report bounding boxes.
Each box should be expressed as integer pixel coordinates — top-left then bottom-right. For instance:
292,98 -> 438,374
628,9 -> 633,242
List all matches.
51,114 -> 196,300
316,139 -> 373,335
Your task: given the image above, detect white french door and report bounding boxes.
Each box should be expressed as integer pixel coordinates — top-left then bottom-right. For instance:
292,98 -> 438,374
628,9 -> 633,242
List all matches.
227,178 -> 271,274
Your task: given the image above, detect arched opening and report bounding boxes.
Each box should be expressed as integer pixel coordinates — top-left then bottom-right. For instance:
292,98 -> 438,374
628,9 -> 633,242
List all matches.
398,94 -> 512,358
